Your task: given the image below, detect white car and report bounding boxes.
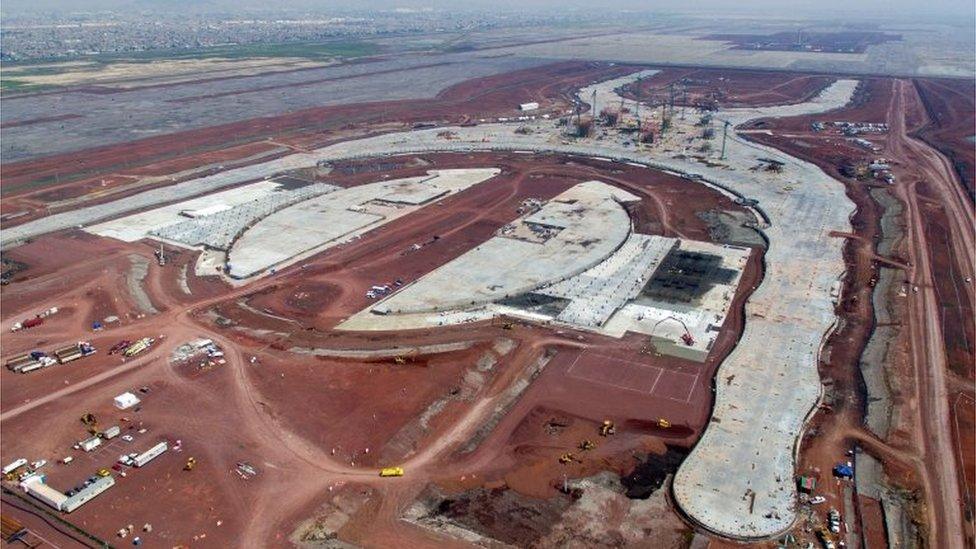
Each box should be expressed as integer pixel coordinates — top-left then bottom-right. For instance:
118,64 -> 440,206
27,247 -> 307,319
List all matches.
31,460 -> 47,469
121,435 -> 134,442
809,496 -> 827,505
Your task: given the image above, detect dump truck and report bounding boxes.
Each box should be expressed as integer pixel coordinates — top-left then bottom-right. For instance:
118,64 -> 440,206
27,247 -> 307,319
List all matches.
379,467 -> 404,477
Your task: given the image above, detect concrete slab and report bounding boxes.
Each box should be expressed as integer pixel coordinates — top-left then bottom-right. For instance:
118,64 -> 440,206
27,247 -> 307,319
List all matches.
87,180 -> 286,242
372,180 -> 635,314
227,168 -> 499,278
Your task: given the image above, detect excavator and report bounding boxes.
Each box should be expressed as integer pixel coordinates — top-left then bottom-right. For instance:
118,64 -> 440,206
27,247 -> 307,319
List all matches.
599,420 -> 615,437
184,457 -> 196,471
80,413 -> 98,435
393,356 -> 407,365
657,418 -> 671,429
558,453 -> 577,464
578,440 -> 596,451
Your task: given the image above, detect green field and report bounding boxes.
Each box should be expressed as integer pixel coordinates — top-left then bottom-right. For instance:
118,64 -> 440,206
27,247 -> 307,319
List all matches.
0,40 -> 381,93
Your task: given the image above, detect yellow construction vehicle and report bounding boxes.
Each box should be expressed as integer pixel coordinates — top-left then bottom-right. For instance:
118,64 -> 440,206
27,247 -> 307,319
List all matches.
558,453 -> 576,464
80,413 -> 98,435
657,418 -> 671,429
578,440 -> 596,451
599,420 -> 615,437
184,457 -> 196,471
393,356 -> 406,365
501,322 -> 515,330
379,467 -> 404,477
97,468 -> 111,477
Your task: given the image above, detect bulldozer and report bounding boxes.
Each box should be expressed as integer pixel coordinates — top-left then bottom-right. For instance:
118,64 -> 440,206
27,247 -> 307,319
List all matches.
80,413 -> 98,435
657,418 -> 671,429
599,420 -> 615,437
558,453 -> 577,464
578,440 -> 596,451
184,457 -> 196,471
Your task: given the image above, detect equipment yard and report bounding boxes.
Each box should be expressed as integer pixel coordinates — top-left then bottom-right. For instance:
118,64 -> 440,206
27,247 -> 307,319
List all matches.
1,22 -> 972,549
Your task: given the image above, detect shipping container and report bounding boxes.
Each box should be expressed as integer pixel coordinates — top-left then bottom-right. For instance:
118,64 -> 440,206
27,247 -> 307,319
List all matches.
102,426 -> 121,440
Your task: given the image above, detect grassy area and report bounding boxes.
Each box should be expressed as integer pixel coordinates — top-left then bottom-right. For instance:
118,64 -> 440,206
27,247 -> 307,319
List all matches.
3,39 -> 381,68
0,77 -> 58,94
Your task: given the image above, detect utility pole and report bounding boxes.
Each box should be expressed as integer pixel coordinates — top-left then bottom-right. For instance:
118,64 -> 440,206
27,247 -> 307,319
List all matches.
720,120 -> 731,159
591,89 -> 597,122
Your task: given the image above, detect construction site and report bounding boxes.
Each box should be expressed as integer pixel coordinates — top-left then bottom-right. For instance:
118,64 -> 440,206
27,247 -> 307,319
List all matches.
0,35 -> 972,549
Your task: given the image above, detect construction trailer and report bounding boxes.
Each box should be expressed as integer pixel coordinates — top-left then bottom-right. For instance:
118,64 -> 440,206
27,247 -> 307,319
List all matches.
61,476 -> 114,513
2,458 -> 27,475
102,425 -> 121,440
21,475 -> 67,511
519,102 -> 540,111
79,436 -> 102,452
133,442 -> 168,468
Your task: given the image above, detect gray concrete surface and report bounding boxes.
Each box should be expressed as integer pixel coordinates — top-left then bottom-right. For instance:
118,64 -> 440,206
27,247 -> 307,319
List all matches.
373,180 -> 637,314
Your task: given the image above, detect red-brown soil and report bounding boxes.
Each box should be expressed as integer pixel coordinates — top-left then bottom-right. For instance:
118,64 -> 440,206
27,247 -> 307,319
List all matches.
1,149 -> 762,547
911,78 -> 976,198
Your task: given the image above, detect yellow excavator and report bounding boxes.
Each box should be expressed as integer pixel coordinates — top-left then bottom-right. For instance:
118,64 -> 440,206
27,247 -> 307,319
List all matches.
657,418 -> 671,429
393,356 -> 407,365
599,420 -> 615,437
578,440 -> 596,451
80,413 -> 98,435
184,457 -> 197,471
558,453 -> 577,464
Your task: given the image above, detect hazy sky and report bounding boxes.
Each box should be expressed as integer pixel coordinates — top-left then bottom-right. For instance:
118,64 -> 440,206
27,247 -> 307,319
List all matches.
1,0 -> 973,21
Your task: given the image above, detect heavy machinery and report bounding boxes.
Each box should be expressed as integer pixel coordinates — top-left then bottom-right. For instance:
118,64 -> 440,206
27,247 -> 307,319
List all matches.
80,413 -> 98,435
97,468 -> 111,477
379,467 -> 404,477
578,440 -> 596,451
184,457 -> 196,471
393,356 -> 406,365
558,453 -> 576,464
657,418 -> 671,429
599,420 -> 615,437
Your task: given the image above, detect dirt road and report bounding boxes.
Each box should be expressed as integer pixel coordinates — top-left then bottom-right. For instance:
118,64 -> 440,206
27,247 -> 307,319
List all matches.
886,79 -> 972,549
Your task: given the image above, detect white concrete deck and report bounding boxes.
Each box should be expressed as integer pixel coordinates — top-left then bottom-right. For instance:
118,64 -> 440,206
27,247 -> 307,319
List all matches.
372,180 -> 637,314
226,168 -> 499,278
